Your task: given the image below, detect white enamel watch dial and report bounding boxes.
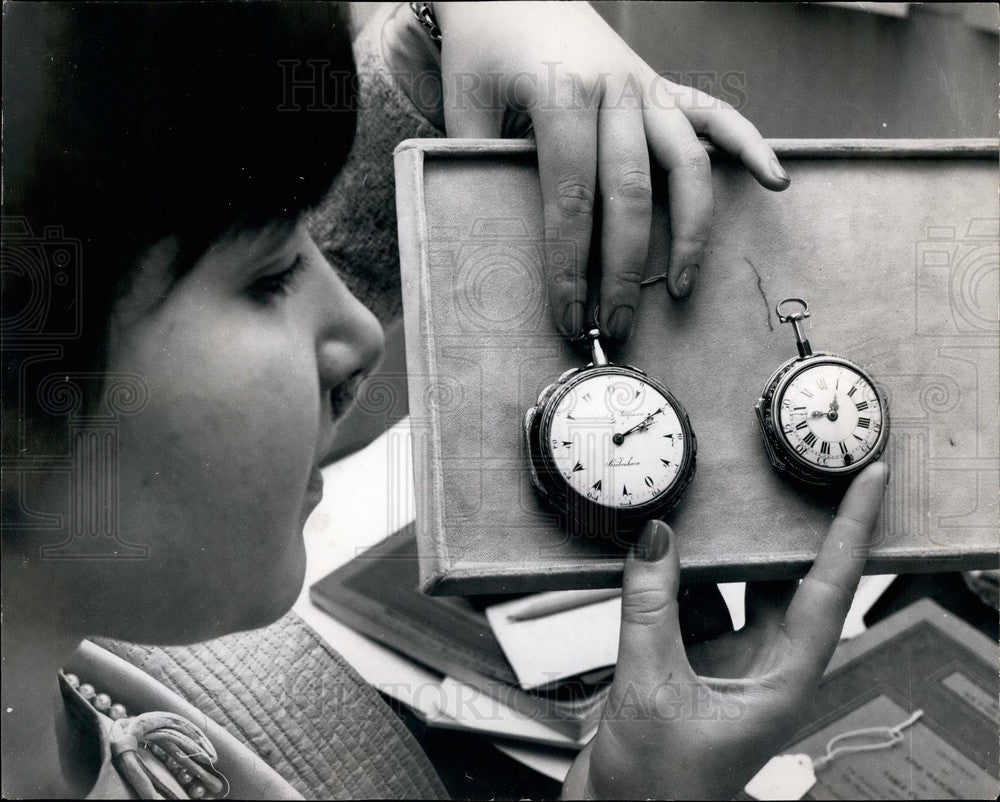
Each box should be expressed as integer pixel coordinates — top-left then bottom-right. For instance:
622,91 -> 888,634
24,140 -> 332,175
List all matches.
776,361 -> 885,470
756,298 -> 889,484
547,372 -> 686,509
525,329 -> 696,531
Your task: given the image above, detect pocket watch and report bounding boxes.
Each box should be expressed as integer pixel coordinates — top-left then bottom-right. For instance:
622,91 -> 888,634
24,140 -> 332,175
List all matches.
524,327 -> 697,535
755,298 -> 889,485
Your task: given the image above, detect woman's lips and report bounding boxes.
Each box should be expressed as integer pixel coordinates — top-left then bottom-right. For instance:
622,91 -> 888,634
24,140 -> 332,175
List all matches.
311,369 -> 370,509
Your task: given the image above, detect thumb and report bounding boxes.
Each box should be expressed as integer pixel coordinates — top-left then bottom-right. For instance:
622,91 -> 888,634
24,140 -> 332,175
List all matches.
614,520 -> 694,691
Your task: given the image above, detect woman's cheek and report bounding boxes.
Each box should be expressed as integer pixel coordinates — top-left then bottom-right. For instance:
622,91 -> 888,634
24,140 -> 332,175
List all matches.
193,324 -> 320,536
108,310 -> 318,628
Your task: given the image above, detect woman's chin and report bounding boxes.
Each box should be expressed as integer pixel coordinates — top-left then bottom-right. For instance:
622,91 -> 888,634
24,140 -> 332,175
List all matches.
211,525 -> 309,637
240,540 -> 308,631
108,541 -> 307,645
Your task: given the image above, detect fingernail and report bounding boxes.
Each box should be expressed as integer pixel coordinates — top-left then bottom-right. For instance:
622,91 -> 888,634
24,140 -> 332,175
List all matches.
769,157 -> 790,185
560,301 -> 585,338
608,305 -> 634,341
638,519 -> 671,562
676,264 -> 699,298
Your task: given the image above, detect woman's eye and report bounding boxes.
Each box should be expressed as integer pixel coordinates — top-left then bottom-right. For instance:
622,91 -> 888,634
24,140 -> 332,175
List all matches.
248,255 -> 305,303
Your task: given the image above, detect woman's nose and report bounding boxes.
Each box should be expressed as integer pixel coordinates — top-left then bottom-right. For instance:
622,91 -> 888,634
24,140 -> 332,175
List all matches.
317,278 -> 385,394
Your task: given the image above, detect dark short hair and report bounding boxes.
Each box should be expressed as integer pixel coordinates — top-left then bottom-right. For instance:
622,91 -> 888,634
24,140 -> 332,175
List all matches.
2,1 -> 356,419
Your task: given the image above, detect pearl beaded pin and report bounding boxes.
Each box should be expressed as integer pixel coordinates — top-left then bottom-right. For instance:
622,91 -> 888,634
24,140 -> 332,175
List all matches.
61,672 -> 219,799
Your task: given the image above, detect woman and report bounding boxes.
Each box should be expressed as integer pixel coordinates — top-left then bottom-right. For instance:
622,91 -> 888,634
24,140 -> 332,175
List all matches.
2,2 -> 886,798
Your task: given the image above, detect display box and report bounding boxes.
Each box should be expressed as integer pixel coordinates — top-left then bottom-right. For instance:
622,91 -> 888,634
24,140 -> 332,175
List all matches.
395,138 -> 999,595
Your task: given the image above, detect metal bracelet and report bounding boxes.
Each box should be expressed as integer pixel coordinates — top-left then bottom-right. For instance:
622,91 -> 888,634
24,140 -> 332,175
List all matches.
409,2 -> 442,46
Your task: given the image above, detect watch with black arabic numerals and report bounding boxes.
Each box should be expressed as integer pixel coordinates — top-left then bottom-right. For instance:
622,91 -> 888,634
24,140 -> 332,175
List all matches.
525,328 -> 697,537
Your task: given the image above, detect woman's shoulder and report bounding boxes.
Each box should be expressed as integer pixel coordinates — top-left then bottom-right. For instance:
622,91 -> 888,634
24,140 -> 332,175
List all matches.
84,611 -> 446,800
65,639 -> 302,799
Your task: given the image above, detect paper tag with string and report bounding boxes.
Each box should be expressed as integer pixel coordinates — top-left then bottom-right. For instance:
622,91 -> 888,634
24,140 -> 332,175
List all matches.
745,753 -> 816,800
744,709 -> 924,801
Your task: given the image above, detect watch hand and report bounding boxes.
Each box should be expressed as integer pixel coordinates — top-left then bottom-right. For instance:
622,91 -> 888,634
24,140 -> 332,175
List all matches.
827,394 -> 840,420
615,416 -> 654,441
613,407 -> 666,443
629,406 -> 667,435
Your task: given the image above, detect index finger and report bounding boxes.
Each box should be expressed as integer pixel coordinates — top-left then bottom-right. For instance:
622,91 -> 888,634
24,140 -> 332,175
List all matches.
779,462 -> 888,686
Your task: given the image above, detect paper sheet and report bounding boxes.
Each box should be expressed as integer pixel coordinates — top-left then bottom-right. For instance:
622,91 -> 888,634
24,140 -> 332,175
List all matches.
436,677 -> 591,748
494,743 -> 576,783
486,590 -> 621,690
839,574 -> 896,639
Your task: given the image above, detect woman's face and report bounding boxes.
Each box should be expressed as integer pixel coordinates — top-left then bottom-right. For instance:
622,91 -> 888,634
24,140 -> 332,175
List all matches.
98,222 -> 384,642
